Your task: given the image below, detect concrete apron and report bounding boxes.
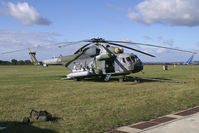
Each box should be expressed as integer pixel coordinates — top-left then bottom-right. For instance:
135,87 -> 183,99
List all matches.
108,106 -> 199,133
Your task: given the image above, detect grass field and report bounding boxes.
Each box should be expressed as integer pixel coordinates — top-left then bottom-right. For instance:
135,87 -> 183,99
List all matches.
0,65 -> 199,133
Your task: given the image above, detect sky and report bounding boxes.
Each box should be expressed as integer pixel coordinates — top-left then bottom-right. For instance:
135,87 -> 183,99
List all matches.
0,0 -> 199,62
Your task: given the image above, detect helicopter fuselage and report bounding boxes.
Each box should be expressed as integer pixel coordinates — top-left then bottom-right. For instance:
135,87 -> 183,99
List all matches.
60,45 -> 144,79
38,44 -> 144,79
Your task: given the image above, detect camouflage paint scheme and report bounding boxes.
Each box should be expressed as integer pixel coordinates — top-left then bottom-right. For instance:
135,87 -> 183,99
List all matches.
35,44 -> 143,79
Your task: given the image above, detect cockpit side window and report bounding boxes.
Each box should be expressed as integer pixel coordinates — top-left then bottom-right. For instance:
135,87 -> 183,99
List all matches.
122,58 -> 126,63
126,57 -> 131,63
130,56 -> 135,63
96,48 -> 100,55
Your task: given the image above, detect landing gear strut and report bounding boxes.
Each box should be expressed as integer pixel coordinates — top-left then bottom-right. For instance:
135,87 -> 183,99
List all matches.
74,77 -> 81,81
119,75 -> 126,82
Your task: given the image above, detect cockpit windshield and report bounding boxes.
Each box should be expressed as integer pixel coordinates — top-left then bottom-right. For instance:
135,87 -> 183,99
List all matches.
121,56 -> 139,64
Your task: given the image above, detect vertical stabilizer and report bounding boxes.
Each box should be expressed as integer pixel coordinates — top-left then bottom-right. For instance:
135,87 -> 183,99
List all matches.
183,55 -> 194,65
29,51 -> 40,65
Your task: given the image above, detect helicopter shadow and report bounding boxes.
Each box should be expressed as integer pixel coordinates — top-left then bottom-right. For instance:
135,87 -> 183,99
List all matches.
125,76 -> 184,85
0,121 -> 57,133
61,76 -> 177,83
58,74 -> 183,84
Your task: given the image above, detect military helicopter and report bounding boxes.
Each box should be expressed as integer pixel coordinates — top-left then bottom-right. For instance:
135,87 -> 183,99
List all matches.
2,38 -> 197,81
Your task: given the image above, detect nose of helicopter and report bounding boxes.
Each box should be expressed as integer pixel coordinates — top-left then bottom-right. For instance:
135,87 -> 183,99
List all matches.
130,61 -> 144,73
134,64 -> 143,73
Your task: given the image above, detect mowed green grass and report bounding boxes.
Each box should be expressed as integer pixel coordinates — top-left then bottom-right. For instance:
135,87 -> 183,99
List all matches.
0,65 -> 199,133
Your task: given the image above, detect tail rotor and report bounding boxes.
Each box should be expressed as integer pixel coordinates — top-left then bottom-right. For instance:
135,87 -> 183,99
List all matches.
28,46 -> 40,65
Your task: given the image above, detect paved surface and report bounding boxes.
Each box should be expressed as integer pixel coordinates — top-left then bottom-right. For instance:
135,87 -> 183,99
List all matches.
109,106 -> 199,133
142,112 -> 199,133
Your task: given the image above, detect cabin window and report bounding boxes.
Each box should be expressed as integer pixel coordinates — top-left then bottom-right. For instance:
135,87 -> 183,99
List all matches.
122,58 -> 126,63
126,57 -> 131,63
130,56 -> 135,63
96,48 -> 100,55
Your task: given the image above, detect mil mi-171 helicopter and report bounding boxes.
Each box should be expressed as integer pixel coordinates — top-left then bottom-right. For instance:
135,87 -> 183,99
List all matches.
3,38 -> 197,81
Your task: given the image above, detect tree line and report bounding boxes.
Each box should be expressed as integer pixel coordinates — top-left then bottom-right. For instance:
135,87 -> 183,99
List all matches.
0,59 -> 33,65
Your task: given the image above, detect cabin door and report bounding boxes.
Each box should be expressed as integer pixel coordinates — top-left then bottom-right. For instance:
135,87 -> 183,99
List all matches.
105,60 -> 114,73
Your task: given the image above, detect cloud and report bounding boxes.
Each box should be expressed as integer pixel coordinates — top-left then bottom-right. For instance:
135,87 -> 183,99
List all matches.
0,30 -> 90,61
143,35 -> 152,40
0,30 -> 64,60
7,2 -> 51,26
157,36 -> 174,46
106,3 -> 125,11
0,30 -> 59,50
120,38 -> 141,49
127,0 -> 199,26
120,38 -> 131,42
156,48 -> 167,53
102,16 -> 122,24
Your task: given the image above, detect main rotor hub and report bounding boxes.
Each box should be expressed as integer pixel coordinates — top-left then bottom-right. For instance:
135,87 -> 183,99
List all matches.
90,38 -> 106,43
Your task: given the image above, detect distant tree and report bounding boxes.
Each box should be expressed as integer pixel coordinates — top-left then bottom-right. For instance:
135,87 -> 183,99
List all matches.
18,60 -> 25,65
0,60 -> 11,65
24,60 -> 32,65
11,59 -> 17,65
0,59 -> 33,65
5,61 -> 11,65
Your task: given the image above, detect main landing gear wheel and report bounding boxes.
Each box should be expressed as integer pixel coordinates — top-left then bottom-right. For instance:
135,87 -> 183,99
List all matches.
74,77 -> 81,81
119,76 -> 126,82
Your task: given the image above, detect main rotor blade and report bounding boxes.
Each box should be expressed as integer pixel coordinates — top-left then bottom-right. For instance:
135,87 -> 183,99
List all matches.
108,40 -> 197,54
107,42 -> 156,57
2,40 -> 86,54
74,43 -> 93,54
2,43 -> 53,54
2,45 -> 41,54
2,48 -> 29,54
58,40 -> 90,48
